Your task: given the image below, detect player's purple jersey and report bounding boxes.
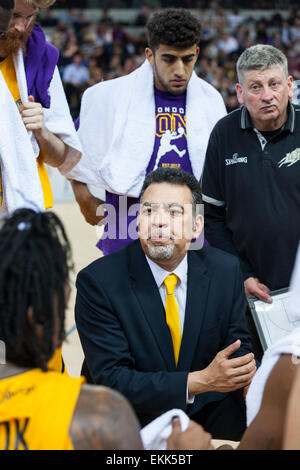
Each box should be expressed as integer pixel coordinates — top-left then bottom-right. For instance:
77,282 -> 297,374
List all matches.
146,88 -> 192,174
97,88 -> 193,255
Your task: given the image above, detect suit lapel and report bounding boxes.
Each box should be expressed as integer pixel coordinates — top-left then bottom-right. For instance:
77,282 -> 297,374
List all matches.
178,251 -> 210,370
128,241 -> 176,369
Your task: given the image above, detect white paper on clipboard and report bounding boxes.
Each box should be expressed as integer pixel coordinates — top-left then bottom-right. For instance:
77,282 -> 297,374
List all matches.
250,290 -> 300,350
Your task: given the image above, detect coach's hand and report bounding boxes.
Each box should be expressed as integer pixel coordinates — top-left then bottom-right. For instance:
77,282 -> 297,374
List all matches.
188,340 -> 256,396
203,340 -> 256,393
244,277 -> 272,303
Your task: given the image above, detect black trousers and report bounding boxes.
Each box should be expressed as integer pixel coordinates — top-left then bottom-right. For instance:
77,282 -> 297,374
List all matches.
190,390 -> 246,441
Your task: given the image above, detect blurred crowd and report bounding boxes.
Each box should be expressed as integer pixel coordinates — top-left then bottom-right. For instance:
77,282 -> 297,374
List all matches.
39,1 -> 300,117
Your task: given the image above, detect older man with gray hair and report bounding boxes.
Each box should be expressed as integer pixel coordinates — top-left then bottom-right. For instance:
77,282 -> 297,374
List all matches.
201,45 -> 300,355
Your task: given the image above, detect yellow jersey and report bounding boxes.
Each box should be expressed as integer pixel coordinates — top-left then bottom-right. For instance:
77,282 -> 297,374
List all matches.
0,369 -> 85,450
48,347 -> 65,373
0,55 -> 53,209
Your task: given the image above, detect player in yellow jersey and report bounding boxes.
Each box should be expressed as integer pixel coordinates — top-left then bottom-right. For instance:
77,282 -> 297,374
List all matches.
0,209 -> 143,450
0,0 -> 82,213
0,0 -> 80,375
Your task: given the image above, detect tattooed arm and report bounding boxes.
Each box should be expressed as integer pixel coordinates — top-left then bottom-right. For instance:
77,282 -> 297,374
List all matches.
69,384 -> 143,450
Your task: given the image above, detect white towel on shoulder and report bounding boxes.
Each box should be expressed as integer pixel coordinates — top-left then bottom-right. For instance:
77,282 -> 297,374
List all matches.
246,326 -> 300,427
68,60 -> 226,197
13,50 -> 82,175
0,49 -> 82,215
140,409 -> 190,450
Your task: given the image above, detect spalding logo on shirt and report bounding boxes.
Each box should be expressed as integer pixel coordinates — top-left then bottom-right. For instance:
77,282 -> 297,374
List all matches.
225,153 -> 248,166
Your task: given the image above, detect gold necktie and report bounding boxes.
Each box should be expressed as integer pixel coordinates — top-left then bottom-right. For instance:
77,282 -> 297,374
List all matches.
164,274 -> 182,366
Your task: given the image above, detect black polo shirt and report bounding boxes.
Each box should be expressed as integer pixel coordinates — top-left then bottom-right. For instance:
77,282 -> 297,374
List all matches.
201,103 -> 300,290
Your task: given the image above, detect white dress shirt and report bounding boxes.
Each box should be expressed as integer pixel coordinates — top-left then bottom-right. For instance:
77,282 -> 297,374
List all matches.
145,254 -> 194,404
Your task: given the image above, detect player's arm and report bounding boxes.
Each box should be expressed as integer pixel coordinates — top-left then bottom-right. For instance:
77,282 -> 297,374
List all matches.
71,180 -> 105,226
20,96 -> 71,167
283,364 -> 300,449
69,384 -> 143,450
237,354 -> 297,450
34,128 -> 70,168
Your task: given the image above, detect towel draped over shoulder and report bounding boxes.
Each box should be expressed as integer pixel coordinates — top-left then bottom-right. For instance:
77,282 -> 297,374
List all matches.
67,60 -> 227,198
0,26 -> 82,214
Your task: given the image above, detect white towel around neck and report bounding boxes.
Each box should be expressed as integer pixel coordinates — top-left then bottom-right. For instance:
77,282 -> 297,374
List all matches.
68,60 -> 226,197
0,48 -> 82,215
0,64 -> 44,214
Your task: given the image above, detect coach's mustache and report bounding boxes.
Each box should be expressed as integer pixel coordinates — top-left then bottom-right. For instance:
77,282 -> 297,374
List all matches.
147,230 -> 175,241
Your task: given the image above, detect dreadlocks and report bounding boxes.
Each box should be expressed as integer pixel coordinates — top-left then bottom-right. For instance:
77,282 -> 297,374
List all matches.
0,209 -> 73,371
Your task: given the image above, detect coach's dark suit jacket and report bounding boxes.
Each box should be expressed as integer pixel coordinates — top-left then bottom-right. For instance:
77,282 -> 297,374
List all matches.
75,240 -> 253,426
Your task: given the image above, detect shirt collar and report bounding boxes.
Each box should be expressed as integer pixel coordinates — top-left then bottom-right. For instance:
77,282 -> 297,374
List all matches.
240,102 -> 295,133
146,254 -> 188,289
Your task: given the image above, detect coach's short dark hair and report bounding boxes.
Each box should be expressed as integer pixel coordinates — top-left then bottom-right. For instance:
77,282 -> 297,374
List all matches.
0,0 -> 14,10
146,8 -> 201,51
140,167 -> 203,217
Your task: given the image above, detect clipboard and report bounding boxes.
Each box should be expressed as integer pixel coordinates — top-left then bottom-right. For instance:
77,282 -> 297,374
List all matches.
248,287 -> 300,351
